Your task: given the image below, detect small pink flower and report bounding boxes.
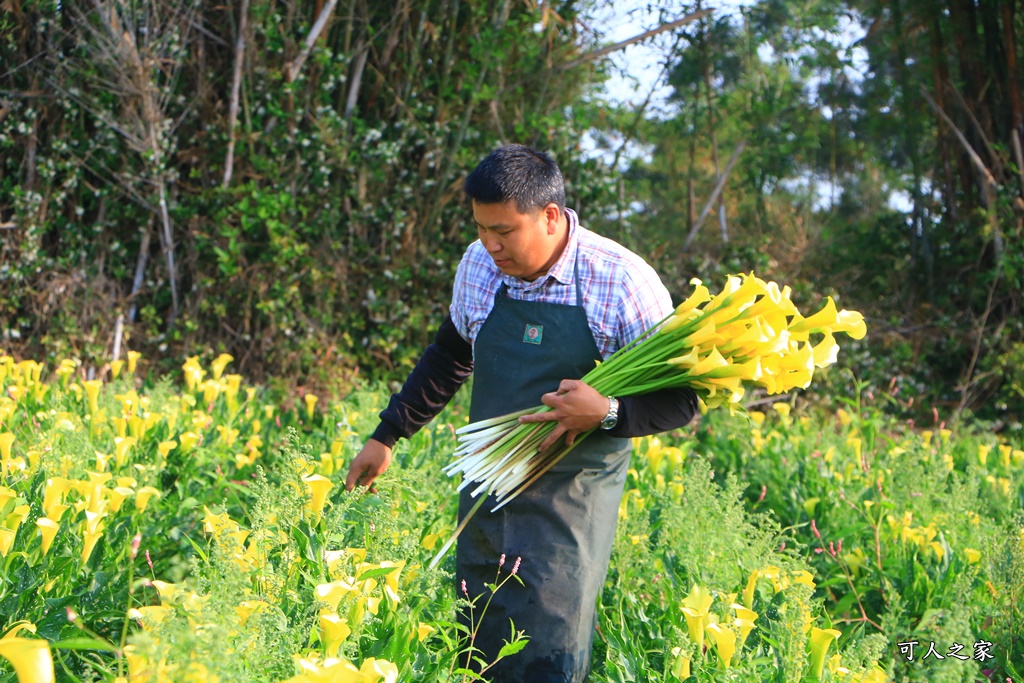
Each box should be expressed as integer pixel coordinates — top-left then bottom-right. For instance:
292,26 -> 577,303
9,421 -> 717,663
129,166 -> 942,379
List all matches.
837,539 -> 843,554
757,485 -> 767,503
66,607 -> 78,623
499,553 -> 506,567
511,557 -> 521,576
811,519 -> 821,540
461,579 -> 469,598
145,549 -> 154,572
130,533 -> 142,560
829,541 -> 836,557
814,547 -> 824,554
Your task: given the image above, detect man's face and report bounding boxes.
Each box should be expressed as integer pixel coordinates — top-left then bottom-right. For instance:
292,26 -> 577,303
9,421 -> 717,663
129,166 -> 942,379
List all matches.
472,200 -> 564,282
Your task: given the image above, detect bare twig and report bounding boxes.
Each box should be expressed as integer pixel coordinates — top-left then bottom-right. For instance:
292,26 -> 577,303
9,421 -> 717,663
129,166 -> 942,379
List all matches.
222,0 -> 250,188
62,0 -> 196,323
287,0 -> 340,83
129,221 -> 153,324
344,42 -> 368,120
560,9 -> 713,70
112,314 -> 124,362
954,269 -> 1001,420
1012,128 -> 1024,198
683,141 -> 746,252
948,82 -> 1003,177
923,86 -> 1008,417
921,86 -> 1004,261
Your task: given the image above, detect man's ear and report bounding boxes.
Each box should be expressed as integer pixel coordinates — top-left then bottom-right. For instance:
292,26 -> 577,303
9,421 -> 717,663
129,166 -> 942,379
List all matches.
543,203 -> 562,234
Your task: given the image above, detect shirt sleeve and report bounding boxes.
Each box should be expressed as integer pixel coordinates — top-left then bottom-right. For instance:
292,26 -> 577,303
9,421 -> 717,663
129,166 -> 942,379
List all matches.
615,265 -> 674,348
608,260 -> 696,436
370,314 -> 474,448
449,248 -> 473,343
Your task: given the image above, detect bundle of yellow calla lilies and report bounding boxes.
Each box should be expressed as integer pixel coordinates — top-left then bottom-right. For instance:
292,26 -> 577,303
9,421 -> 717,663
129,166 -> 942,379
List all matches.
429,273 -> 866,568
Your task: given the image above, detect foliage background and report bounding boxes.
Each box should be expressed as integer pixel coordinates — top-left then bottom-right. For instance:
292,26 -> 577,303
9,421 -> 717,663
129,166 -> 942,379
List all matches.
2,0 -> 1024,431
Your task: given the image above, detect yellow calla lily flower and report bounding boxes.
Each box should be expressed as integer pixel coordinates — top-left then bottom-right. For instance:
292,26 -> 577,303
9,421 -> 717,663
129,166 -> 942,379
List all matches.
5,504 -> 29,534
808,627 -> 842,680
136,487 -> 161,512
304,394 -> 319,421
731,603 -> 758,642
706,622 -> 737,669
670,646 -> 691,679
680,584 -> 714,647
0,636 -> 55,683
178,431 -> 200,454
318,612 -> 351,657
688,347 -> 729,377
210,353 -> 234,381
316,578 -> 359,612
416,622 -> 435,642
0,528 -> 15,557
36,518 -> 60,556
0,432 -> 15,473
788,297 -> 838,339
834,309 -> 867,339
811,331 -> 840,368
303,474 -> 334,518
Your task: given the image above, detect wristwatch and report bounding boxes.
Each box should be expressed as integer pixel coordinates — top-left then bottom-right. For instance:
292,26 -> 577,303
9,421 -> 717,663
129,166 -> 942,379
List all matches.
600,396 -> 620,430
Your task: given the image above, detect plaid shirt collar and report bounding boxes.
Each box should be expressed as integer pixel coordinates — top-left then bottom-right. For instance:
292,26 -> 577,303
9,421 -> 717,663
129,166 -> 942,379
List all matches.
500,208 -> 579,290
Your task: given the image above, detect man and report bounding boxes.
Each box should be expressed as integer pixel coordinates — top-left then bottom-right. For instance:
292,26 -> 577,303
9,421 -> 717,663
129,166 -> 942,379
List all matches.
346,144 -> 697,682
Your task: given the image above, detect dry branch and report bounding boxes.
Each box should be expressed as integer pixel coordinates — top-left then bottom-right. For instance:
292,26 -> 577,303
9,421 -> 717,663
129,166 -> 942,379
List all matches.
560,9 -> 713,70
287,0 -> 339,83
920,86 -> 1003,261
683,140 -> 746,252
222,0 -> 250,188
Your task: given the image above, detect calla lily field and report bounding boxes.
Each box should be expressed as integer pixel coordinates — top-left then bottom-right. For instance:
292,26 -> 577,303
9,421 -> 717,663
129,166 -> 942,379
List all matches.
0,278 -> 1022,682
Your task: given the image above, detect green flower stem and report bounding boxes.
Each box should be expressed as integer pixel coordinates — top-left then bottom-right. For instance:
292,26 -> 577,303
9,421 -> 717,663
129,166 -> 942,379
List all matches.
427,495 -> 487,570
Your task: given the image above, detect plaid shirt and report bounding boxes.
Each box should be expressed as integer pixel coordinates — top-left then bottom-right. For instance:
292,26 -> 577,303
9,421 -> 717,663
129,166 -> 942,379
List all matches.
450,208 -> 672,360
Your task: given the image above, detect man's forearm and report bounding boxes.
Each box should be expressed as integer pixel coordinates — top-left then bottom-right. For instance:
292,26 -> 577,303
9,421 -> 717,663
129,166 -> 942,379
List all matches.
371,314 -> 474,447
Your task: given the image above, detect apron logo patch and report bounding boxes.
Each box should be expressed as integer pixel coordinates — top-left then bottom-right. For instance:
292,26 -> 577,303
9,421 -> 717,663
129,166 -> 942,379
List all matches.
523,324 -> 544,345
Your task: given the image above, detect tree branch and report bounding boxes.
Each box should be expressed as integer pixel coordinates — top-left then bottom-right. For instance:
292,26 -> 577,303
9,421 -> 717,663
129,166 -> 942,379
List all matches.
560,9 -> 713,70
683,140 -> 746,252
287,0 -> 339,83
921,85 -> 1003,259
222,0 -> 250,188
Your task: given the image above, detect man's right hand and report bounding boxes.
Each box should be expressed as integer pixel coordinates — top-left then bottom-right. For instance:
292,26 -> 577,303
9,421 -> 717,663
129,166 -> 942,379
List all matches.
345,439 -> 393,492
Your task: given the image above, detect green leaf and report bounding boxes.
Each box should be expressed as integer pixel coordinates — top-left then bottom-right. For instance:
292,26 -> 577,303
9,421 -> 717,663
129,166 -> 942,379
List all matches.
356,566 -> 399,581
497,639 -> 529,659
52,637 -> 119,653
181,534 -> 208,563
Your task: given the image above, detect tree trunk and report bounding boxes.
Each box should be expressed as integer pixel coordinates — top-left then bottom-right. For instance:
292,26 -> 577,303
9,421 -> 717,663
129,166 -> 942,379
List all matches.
1003,0 -> 1023,136
222,0 -> 250,188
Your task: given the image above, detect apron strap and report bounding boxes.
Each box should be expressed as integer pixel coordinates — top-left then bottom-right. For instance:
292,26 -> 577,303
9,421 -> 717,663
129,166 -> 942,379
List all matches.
573,253 -> 583,307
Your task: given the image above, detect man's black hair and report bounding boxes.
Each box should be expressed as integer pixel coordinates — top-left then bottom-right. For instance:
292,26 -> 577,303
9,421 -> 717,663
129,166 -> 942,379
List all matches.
464,144 -> 566,214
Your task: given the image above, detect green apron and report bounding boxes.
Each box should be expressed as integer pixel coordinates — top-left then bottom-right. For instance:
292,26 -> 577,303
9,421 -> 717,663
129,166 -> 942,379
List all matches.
456,264 -> 632,682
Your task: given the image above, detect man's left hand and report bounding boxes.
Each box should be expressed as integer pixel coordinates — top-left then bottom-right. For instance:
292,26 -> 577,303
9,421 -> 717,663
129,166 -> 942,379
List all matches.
518,379 -> 610,451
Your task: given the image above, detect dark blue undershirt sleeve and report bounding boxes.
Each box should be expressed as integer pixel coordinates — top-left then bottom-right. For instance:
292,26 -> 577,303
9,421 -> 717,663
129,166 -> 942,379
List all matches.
607,387 -> 699,438
370,314 -> 474,448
